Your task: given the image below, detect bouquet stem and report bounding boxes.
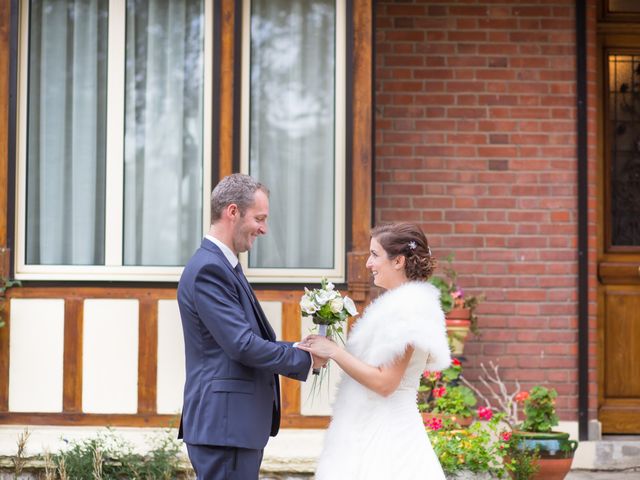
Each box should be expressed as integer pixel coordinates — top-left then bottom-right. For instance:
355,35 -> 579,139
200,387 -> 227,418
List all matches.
312,324 -> 328,375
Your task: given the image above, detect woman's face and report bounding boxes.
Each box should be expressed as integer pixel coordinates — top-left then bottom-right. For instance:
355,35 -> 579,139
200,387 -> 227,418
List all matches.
365,236 -> 406,290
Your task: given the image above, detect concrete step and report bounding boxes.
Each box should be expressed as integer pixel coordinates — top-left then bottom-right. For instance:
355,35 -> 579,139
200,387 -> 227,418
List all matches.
1,426 -> 639,477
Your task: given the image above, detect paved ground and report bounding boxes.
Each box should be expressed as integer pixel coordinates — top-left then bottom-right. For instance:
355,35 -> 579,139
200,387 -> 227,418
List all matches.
567,471 -> 640,479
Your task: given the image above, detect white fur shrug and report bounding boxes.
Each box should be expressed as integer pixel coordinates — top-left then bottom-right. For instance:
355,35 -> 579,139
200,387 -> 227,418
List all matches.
347,281 -> 451,371
314,281 -> 451,480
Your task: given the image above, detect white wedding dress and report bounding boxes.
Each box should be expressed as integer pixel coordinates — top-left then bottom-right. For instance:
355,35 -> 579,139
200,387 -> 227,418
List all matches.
315,281 -> 451,480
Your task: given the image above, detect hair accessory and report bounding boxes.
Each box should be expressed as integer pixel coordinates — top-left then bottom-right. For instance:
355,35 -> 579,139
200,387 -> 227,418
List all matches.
408,241 -> 417,250
427,246 -> 432,256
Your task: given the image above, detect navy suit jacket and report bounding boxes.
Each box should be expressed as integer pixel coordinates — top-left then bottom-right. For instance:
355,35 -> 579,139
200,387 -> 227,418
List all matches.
177,239 -> 311,449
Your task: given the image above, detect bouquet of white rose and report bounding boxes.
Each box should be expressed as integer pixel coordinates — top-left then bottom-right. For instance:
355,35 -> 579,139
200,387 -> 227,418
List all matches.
300,277 -> 358,374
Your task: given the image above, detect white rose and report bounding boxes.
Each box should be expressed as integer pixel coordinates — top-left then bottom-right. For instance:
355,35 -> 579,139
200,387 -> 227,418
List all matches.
300,296 -> 317,315
343,296 -> 358,316
315,290 -> 334,305
329,297 -> 344,314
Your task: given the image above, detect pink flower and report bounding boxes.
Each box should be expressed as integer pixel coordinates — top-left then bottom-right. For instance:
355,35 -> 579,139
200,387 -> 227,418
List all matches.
515,391 -> 530,403
452,288 -> 463,299
477,406 -> 493,420
500,431 -> 512,442
426,417 -> 443,431
433,386 -> 447,398
422,370 -> 441,381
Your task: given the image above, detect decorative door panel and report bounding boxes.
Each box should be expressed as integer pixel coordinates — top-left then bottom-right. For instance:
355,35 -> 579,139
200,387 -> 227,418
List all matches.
598,43 -> 640,433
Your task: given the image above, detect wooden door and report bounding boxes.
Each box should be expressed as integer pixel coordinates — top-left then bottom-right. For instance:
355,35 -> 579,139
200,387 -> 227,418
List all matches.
598,41 -> 640,434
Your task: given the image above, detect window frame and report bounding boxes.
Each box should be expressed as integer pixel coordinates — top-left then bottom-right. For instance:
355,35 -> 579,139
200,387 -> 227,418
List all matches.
14,0 -> 214,281
239,0 -> 347,283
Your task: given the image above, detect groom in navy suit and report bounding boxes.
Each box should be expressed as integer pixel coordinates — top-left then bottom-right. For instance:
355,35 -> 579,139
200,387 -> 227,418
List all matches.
178,174 -> 322,479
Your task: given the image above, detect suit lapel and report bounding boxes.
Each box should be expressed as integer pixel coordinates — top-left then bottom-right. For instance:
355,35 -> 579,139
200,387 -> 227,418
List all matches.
233,267 -> 276,341
201,239 -> 276,341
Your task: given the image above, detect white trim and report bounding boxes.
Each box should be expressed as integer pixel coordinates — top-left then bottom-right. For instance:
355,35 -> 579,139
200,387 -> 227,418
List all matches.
203,0 -> 214,234
14,265 -> 183,282
14,0 -> 29,278
240,0 -> 251,183
14,0 -> 214,282
240,0 -> 347,283
104,0 -> 126,266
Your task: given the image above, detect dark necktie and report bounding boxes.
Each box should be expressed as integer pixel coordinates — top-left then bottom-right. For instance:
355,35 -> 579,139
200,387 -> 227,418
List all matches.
234,262 -> 255,304
234,263 -> 280,424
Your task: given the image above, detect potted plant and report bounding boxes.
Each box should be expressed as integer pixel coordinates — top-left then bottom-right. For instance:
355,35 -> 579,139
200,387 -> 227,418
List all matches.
429,255 -> 482,354
461,363 -> 578,480
508,386 -> 578,480
418,358 -> 476,428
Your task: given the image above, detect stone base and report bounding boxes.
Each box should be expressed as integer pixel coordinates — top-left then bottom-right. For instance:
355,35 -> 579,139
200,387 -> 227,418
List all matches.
1,424 -> 640,477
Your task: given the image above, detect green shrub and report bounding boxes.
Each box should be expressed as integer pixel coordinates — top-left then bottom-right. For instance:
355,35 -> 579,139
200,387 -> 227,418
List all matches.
427,417 -> 509,478
52,429 -> 184,480
433,385 -> 477,418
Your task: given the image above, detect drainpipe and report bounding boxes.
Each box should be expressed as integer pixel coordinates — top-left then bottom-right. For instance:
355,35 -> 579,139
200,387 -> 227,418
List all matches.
575,0 -> 589,442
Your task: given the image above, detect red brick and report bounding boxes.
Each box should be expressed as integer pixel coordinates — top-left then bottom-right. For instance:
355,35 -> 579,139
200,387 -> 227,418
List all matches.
478,18 -> 518,29
374,0 -> 593,419
385,30 -> 425,42
512,6 -> 552,17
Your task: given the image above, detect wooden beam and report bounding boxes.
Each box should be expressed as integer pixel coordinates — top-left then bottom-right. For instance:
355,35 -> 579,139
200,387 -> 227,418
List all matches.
280,302 -> 301,416
351,0 -> 373,251
7,286 -> 177,299
0,0 -> 10,247
0,412 -> 180,428
348,0 -> 373,304
137,298 -> 158,414
218,0 -> 237,178
62,298 -> 83,412
0,293 -> 10,411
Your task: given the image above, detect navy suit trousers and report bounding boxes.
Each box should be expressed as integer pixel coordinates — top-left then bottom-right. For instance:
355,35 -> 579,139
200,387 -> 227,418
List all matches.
186,443 -> 263,480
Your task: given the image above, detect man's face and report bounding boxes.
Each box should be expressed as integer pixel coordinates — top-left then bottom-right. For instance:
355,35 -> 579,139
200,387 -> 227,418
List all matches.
231,190 -> 269,254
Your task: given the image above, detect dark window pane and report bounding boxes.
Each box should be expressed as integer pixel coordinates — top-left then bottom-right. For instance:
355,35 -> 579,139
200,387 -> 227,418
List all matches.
608,54 -> 640,247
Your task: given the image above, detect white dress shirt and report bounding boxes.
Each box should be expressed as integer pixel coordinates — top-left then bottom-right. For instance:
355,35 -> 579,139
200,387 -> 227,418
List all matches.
205,234 -> 238,268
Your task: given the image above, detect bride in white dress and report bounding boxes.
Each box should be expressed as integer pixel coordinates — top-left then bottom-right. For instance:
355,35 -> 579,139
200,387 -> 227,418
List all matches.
298,223 -> 451,480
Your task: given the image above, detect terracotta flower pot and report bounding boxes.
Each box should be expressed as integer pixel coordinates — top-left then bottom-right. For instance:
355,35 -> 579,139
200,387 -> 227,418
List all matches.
445,308 -> 471,355
509,431 -> 578,480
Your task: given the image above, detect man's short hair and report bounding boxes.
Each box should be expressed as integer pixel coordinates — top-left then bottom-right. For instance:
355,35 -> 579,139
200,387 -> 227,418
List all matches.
210,173 -> 269,223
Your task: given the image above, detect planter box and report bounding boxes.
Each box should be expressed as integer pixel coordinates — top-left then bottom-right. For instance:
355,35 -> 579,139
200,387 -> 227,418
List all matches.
445,308 -> 471,355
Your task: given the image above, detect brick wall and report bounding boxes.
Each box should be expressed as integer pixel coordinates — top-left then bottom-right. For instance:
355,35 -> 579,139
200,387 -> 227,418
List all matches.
375,0 -> 598,420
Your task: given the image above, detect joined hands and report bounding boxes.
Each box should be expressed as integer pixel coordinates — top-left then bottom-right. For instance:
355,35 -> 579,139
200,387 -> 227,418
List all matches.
298,335 -> 340,362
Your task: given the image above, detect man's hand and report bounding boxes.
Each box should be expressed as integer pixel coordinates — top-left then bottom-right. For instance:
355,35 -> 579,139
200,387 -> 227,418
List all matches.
312,354 -> 329,370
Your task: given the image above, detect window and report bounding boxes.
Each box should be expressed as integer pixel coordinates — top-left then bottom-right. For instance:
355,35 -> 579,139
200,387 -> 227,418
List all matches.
605,53 -> 640,248
15,0 -> 213,280
240,0 -> 346,282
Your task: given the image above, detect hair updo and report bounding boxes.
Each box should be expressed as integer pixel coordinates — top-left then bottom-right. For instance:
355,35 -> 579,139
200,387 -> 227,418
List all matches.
371,222 -> 436,281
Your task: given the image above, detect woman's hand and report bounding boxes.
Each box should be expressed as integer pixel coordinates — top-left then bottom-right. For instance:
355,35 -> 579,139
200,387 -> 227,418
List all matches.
297,334 -> 340,359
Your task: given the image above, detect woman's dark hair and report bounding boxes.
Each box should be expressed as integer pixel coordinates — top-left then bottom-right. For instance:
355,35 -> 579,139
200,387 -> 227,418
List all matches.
371,223 -> 436,281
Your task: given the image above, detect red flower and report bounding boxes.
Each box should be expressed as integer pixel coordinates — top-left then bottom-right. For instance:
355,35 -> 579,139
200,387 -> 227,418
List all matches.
426,417 -> 443,431
452,358 -> 461,366
433,386 -> 447,398
515,391 -> 530,403
500,431 -> 512,442
422,370 -> 441,381
477,406 -> 493,420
